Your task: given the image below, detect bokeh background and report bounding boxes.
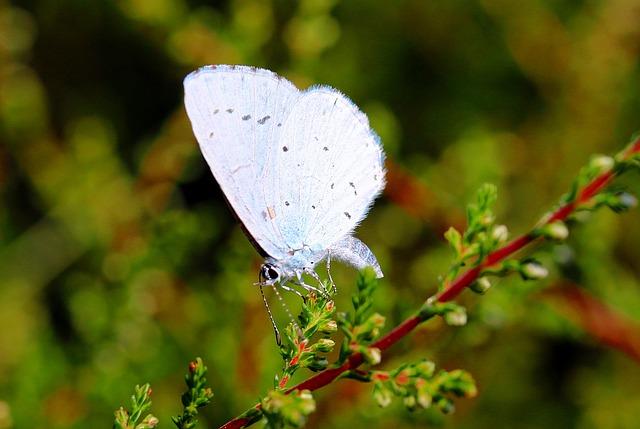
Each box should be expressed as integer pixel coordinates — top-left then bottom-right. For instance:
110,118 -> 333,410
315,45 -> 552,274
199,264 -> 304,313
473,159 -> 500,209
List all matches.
2,0 -> 640,428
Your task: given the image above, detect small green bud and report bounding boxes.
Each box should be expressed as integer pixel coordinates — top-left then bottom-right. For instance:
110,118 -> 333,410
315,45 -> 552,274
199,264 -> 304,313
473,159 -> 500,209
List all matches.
618,192 -> 638,209
415,360 -> 436,378
436,397 -> 455,414
604,192 -> 638,212
444,227 -> 463,256
137,415 -> 159,428
444,306 -> 467,326
520,261 -> 548,280
416,388 -> 432,409
492,225 -> 508,243
311,338 -> 335,353
479,213 -> 495,227
307,357 -> 329,371
370,313 -> 386,328
403,395 -> 417,411
114,408 -> 129,427
470,277 -> 491,294
373,383 -> 392,408
319,320 -> 338,334
297,390 -> 316,414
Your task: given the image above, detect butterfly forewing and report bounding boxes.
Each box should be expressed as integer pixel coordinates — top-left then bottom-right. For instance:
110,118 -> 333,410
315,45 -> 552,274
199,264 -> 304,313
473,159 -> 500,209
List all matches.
184,65 -> 300,259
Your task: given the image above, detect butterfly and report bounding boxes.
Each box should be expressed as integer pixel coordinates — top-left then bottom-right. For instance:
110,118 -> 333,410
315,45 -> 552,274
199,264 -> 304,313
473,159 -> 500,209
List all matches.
183,65 -> 385,300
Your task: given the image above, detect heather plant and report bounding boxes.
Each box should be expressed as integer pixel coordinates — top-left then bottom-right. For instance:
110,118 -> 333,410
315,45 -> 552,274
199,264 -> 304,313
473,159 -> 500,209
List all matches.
115,137 -> 640,428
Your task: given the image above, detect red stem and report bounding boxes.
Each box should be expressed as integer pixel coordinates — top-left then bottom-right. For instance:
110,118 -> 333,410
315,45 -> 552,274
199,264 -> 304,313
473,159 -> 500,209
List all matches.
542,283 -> 640,362
219,138 -> 640,429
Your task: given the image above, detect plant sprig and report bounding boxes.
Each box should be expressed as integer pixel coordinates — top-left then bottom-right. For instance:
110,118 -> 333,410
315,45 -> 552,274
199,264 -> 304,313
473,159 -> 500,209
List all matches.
172,358 -> 214,429
113,384 -> 158,429
216,135 -> 640,429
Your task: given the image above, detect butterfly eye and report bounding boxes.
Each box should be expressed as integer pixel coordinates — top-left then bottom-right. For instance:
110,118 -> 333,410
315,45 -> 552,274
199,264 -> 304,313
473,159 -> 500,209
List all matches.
259,264 -> 279,283
267,267 -> 279,280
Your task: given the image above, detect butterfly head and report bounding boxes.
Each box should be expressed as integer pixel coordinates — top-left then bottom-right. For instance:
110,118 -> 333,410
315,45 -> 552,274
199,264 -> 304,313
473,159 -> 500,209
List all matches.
258,263 -> 280,285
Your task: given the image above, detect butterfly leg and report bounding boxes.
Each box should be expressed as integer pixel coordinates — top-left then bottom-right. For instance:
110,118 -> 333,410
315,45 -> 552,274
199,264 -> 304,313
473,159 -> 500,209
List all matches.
326,252 -> 336,295
306,267 -> 333,297
295,270 -> 330,300
278,277 -> 306,301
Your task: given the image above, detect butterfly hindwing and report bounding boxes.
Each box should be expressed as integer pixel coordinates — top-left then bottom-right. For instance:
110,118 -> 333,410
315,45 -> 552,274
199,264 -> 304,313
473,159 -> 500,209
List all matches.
273,86 -> 386,251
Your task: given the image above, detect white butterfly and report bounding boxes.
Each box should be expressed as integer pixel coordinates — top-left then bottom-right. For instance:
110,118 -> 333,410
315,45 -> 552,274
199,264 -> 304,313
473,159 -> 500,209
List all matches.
184,65 -> 385,295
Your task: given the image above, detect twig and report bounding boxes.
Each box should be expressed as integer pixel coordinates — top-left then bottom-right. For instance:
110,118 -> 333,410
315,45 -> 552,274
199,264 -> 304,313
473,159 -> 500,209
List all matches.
219,137 -> 640,429
542,283 -> 640,362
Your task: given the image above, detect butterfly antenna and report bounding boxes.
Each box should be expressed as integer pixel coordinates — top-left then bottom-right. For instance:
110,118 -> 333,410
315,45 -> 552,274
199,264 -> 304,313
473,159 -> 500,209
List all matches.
272,284 -> 304,339
259,284 -> 281,346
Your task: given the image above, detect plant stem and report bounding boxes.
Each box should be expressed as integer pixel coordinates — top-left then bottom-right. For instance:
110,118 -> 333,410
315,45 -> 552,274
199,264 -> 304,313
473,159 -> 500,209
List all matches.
542,282 -> 640,362
218,137 -> 640,429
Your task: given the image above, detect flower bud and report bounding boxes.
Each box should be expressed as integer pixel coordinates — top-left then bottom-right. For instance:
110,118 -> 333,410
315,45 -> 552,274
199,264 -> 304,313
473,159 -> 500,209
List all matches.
370,313 -> 386,328
479,213 -> 495,227
619,192 -> 638,209
415,360 -> 436,378
140,415 -> 159,428
492,225 -> 508,243
470,277 -> 491,294
444,307 -> 467,326
520,261 -> 548,280
311,338 -> 335,353
403,395 -> 417,411
436,397 -> 455,414
417,387 -> 432,409
373,383 -> 392,408
319,320 -> 338,334
591,155 -> 615,173
606,192 -> 638,212
307,356 -> 328,371
540,221 -> 569,240
362,347 -> 382,365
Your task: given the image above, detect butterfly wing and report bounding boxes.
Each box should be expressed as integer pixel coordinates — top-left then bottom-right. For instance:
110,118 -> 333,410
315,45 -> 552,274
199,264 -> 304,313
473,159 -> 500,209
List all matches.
270,86 -> 386,252
184,65 -> 301,259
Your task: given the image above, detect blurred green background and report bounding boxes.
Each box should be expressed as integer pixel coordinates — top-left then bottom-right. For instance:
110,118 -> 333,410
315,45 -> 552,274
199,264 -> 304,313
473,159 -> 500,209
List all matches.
1,0 -> 640,428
